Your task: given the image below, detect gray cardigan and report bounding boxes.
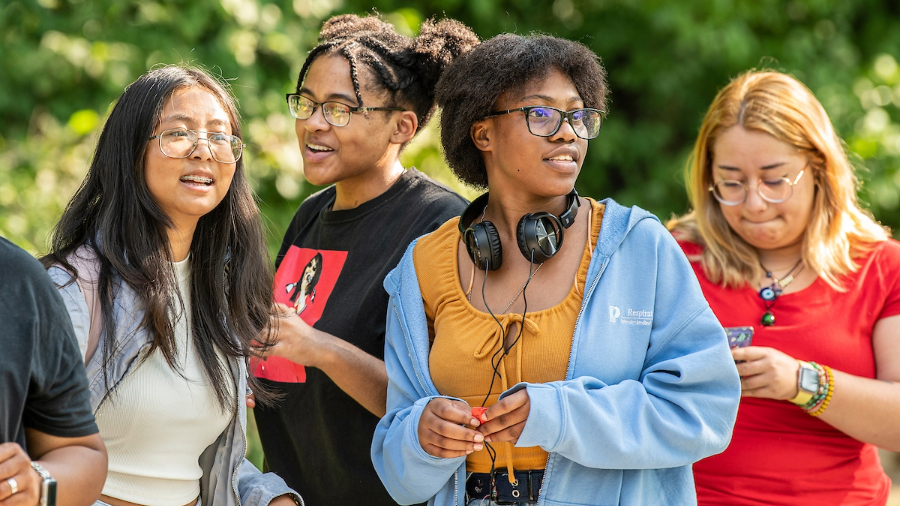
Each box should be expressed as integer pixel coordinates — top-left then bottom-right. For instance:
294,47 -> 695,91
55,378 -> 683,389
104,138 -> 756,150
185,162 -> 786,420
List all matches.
48,261 -> 302,506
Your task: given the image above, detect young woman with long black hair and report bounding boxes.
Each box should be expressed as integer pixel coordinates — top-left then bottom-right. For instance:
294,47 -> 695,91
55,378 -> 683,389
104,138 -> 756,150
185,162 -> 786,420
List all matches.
43,64 -> 300,506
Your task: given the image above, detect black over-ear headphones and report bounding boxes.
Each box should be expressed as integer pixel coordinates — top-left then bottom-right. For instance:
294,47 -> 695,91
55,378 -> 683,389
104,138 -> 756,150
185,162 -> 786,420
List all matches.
458,189 -> 580,271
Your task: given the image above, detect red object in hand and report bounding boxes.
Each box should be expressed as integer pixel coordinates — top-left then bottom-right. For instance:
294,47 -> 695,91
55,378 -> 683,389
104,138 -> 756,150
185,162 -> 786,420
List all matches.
471,407 -> 488,420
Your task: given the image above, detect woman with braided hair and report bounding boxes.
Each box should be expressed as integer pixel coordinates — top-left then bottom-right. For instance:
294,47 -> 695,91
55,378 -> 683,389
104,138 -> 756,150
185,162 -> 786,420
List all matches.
251,14 -> 476,506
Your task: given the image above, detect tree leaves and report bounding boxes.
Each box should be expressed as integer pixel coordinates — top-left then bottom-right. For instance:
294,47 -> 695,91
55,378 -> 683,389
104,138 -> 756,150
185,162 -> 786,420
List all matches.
2,0 -> 899,256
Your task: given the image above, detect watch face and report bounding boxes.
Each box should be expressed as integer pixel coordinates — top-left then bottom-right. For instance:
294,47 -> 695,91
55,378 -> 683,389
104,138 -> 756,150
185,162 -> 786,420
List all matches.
41,479 -> 57,506
799,367 -> 819,393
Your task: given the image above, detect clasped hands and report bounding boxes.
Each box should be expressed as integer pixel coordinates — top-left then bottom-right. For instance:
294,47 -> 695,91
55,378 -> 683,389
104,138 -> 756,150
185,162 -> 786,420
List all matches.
417,389 -> 531,458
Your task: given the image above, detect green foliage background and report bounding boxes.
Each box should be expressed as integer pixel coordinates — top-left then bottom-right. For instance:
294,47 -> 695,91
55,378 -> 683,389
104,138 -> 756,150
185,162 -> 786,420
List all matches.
2,0 -> 900,468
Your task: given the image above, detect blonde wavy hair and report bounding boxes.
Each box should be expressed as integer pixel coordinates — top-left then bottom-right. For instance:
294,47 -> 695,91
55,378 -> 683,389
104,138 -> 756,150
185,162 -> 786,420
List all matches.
667,70 -> 889,291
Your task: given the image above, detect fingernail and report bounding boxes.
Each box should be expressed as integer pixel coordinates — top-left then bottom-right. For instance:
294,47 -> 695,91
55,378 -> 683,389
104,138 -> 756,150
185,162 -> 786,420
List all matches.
474,433 -> 484,442
484,436 -> 492,443
467,449 -> 474,454
470,418 -> 479,426
473,443 -> 483,451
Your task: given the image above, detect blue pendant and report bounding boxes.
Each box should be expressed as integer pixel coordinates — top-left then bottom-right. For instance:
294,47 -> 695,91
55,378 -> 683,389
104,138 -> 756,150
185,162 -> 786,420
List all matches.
759,286 -> 777,301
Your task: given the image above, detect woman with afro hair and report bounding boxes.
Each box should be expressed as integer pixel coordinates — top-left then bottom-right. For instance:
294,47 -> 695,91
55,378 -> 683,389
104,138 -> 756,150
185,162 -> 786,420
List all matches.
251,13 -> 476,506
372,33 -> 741,506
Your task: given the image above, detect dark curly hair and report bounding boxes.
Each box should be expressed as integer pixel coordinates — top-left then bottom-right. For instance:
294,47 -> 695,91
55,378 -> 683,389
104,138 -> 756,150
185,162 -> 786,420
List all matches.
436,34 -> 609,188
295,13 -> 479,134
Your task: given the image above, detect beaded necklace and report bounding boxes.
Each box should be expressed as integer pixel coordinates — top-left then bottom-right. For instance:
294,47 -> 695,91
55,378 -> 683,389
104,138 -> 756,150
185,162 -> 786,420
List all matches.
757,258 -> 804,326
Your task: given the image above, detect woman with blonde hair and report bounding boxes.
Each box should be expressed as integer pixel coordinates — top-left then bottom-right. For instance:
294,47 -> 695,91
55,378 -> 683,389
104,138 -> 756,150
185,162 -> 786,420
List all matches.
669,70 -> 900,505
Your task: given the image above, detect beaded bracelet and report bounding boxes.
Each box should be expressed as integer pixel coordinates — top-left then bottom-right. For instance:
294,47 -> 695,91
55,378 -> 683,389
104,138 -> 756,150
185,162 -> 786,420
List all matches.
802,363 -> 829,412
799,362 -> 827,411
807,365 -> 834,417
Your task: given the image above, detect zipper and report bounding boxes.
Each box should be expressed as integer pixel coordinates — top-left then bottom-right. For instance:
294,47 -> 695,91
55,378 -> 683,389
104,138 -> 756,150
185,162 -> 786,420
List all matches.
566,258 -> 607,380
231,359 -> 246,506
227,361 -> 305,506
536,454 -> 551,506
231,421 -> 245,506
536,257 -> 607,505
454,469 -> 461,506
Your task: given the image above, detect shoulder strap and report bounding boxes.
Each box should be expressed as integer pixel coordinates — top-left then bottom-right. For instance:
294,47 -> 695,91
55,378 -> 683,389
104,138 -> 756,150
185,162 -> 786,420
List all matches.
66,247 -> 103,364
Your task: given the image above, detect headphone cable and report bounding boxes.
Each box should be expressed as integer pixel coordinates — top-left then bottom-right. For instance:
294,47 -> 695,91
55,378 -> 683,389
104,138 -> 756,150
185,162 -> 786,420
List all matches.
479,250 -> 537,496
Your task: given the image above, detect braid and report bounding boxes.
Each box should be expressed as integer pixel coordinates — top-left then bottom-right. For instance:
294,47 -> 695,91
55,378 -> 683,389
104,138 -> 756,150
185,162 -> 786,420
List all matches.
382,50 -> 419,90
340,43 -> 366,116
358,37 -> 406,91
366,57 -> 402,90
293,14 -> 479,136
295,43 -> 334,94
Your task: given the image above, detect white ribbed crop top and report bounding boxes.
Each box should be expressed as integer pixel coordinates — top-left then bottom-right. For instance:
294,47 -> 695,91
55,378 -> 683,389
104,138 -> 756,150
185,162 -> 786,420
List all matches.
95,257 -> 234,506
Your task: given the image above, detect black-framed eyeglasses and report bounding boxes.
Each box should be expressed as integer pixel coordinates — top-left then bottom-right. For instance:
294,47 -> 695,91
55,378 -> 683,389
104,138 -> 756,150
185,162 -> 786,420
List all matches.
708,169 -> 806,206
484,106 -> 604,140
148,128 -> 244,164
286,94 -> 405,127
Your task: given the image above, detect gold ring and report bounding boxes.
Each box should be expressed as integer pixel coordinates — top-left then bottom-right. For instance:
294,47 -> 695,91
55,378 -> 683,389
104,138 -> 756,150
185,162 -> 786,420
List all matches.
6,477 -> 18,495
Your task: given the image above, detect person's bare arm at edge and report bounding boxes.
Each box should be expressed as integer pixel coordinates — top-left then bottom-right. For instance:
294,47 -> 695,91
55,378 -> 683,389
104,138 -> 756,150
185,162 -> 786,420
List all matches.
734,313 -> 900,451
268,303 -> 388,417
2,428 -> 108,506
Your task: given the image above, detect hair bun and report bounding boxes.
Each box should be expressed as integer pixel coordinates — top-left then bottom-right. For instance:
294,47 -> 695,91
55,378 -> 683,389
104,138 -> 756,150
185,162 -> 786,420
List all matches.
319,13 -> 392,41
411,18 -> 479,90
295,13 -> 477,134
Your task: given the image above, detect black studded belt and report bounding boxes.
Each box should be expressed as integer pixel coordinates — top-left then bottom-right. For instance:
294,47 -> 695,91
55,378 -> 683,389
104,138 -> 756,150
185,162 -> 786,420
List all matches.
466,470 -> 544,504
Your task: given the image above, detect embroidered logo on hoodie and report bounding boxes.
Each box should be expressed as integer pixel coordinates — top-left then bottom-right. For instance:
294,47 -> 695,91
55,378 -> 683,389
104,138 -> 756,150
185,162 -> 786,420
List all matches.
609,306 -> 653,325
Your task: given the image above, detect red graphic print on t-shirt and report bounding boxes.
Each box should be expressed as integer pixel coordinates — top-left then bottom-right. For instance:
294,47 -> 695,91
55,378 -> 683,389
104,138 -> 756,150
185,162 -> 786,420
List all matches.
250,246 -> 347,383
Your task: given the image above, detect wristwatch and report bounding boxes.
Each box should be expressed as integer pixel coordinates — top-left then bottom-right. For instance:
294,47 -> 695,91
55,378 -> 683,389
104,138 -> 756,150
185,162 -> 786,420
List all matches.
30,461 -> 57,506
789,361 -> 818,405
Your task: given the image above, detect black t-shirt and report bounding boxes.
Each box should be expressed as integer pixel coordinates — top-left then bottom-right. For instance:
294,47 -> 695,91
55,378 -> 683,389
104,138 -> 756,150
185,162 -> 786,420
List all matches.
0,237 -> 98,448
253,169 -> 467,506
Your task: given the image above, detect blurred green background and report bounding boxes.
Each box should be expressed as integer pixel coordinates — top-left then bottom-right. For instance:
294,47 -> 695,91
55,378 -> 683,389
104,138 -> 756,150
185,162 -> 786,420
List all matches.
2,0 -> 900,473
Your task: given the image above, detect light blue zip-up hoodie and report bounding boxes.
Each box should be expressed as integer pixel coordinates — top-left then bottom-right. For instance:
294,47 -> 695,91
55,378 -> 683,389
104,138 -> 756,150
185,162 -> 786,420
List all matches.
372,199 -> 741,506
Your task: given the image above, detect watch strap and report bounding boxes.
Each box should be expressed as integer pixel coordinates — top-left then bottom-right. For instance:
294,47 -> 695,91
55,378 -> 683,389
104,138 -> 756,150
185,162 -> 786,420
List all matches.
30,461 -> 51,480
789,361 -> 816,405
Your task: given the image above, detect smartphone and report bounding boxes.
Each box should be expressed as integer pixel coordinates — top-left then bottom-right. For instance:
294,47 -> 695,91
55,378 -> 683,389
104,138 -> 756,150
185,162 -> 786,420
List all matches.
725,326 -> 753,349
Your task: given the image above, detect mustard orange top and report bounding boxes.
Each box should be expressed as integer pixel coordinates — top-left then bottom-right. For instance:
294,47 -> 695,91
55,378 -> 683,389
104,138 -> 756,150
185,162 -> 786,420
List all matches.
414,199 -> 604,475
